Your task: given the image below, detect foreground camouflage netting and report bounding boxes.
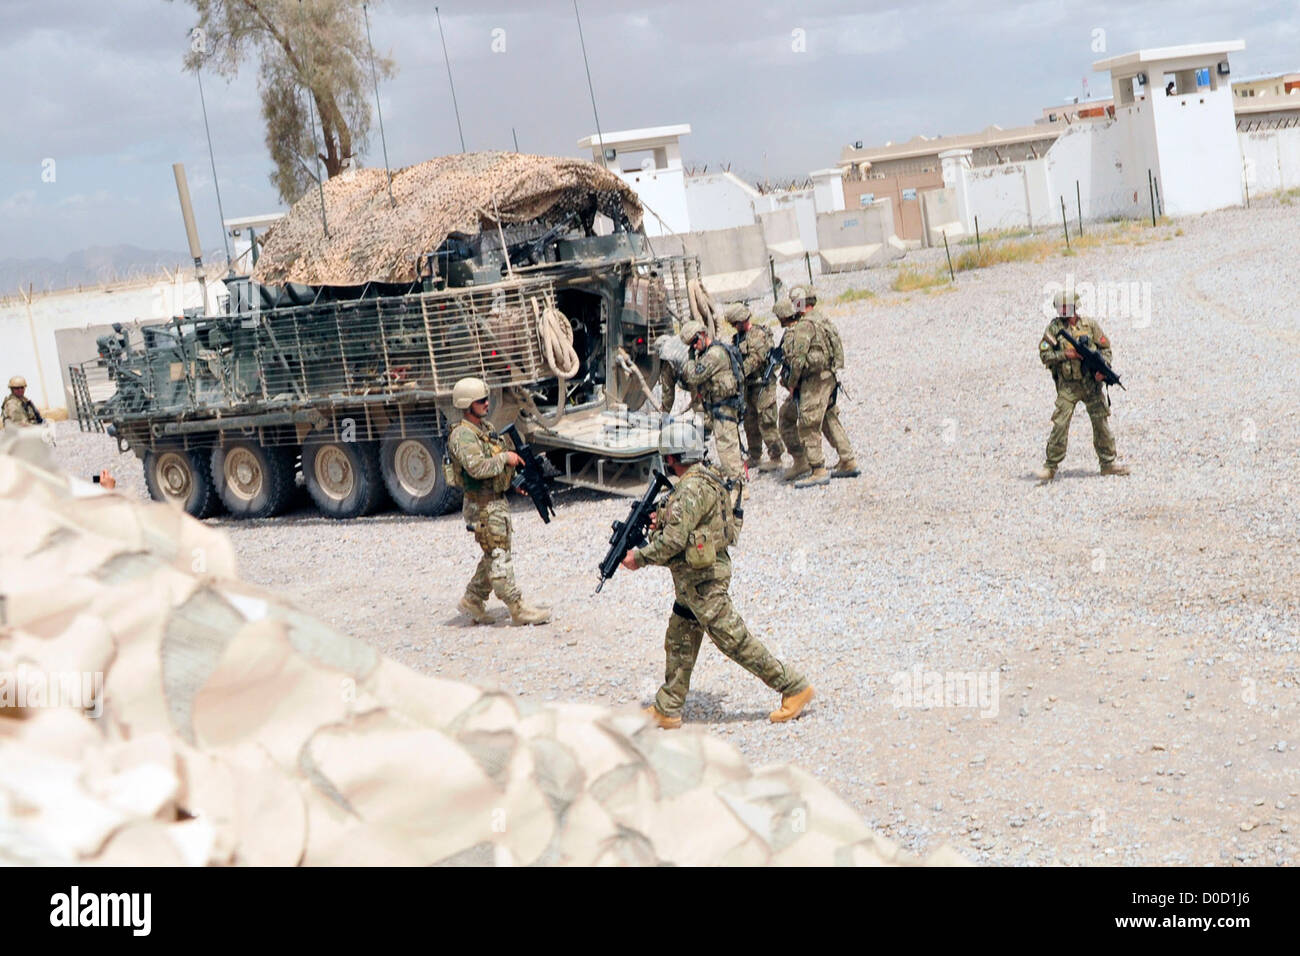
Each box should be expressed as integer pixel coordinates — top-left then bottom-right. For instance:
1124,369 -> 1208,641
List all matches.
252,152 -> 644,287
0,432 -> 964,866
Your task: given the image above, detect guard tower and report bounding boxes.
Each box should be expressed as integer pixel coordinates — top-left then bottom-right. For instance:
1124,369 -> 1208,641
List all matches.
578,125 -> 692,236
1093,41 -> 1245,216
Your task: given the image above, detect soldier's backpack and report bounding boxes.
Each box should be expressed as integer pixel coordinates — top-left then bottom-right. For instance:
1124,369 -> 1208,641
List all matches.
813,314 -> 846,372
706,341 -> 748,420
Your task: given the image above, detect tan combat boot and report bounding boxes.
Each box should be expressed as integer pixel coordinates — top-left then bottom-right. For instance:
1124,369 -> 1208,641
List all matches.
770,685 -> 815,723
458,595 -> 493,625
1100,461 -> 1130,476
830,458 -> 861,479
781,456 -> 811,483
758,456 -> 784,473
1033,465 -> 1057,482
643,705 -> 682,730
507,598 -> 552,626
794,466 -> 830,489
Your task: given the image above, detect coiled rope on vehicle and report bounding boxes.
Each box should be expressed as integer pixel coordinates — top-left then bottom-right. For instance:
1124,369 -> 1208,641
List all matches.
687,278 -> 719,338
533,297 -> 580,380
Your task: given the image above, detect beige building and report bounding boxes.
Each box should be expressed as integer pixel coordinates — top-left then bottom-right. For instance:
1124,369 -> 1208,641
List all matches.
838,125 -> 1061,240
1232,71 -> 1300,99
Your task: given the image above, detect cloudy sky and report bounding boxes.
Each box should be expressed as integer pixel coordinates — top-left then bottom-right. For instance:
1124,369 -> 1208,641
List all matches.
1,0 -> 1296,262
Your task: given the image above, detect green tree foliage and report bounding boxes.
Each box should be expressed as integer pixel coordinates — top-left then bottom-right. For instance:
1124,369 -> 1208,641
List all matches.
175,0 -> 395,204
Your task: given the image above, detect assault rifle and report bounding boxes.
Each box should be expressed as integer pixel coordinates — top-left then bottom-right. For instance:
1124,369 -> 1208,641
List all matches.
1055,326 -> 1125,390
596,469 -> 674,593
499,423 -> 558,523
761,343 -> 786,387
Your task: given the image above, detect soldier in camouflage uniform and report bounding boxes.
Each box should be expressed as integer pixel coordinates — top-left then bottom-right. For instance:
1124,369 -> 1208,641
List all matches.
2,376 -> 43,428
446,377 -> 551,626
730,303 -> 785,473
776,286 -> 859,488
1034,290 -> 1131,481
620,422 -> 814,728
675,319 -> 746,488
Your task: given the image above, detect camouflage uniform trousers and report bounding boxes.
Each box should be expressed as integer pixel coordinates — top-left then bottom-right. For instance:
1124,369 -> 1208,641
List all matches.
706,410 -> 744,482
1046,379 -> 1116,468
742,381 -> 784,461
655,554 -> 808,717
463,496 -> 522,605
778,371 -> 854,468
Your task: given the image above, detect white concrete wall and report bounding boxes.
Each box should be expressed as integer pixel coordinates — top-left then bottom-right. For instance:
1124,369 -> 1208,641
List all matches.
618,166 -> 691,236
956,160 -> 1055,231
1043,121 -> 1142,222
1149,82 -> 1244,214
1241,125 -> 1300,192
683,171 -> 760,232
0,275 -> 222,412
757,207 -> 804,260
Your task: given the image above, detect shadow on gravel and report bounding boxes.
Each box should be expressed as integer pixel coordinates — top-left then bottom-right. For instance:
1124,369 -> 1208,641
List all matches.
681,690 -> 771,725
1019,467 -> 1101,484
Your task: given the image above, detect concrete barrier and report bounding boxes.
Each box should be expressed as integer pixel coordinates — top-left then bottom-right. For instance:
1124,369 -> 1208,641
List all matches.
921,187 -> 965,246
758,208 -> 803,261
682,224 -> 770,300
815,202 -> 900,273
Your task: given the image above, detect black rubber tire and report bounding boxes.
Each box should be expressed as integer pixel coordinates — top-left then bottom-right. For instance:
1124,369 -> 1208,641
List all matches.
143,444 -> 223,519
379,426 -> 462,517
211,440 -> 295,519
302,435 -> 388,519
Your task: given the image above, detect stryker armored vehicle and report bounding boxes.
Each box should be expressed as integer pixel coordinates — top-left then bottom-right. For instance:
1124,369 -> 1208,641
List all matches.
69,153 -> 705,520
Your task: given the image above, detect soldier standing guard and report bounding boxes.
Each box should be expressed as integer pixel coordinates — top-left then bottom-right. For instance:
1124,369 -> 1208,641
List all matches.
2,376 -> 44,428
1034,290 -> 1130,481
730,302 -> 785,474
620,422 -> 814,728
777,286 -> 859,488
445,377 -> 552,626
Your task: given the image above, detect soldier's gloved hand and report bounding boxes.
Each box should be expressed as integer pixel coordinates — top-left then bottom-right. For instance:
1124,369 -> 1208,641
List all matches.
1094,372 -> 1106,382
1064,347 -> 1080,360
620,548 -> 641,571
505,451 -> 524,467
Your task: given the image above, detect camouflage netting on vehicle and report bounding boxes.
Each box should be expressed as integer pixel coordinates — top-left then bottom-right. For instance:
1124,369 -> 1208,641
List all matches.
251,152 -> 645,288
0,431 -> 966,866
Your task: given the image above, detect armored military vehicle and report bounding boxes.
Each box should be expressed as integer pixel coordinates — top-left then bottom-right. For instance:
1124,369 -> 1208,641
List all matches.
69,152 -> 704,520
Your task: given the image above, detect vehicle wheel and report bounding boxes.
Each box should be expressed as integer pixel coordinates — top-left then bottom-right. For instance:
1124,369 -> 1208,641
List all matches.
143,444 -> 223,518
302,435 -> 387,519
379,426 -> 462,516
211,440 -> 294,519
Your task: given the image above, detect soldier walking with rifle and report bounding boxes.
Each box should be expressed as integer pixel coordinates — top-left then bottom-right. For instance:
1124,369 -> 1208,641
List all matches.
1035,290 -> 1130,482
608,422 -> 814,729
3,376 -> 44,428
445,377 -> 552,626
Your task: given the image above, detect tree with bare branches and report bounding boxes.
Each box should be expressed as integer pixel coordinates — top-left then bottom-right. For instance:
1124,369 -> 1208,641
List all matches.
174,0 -> 396,204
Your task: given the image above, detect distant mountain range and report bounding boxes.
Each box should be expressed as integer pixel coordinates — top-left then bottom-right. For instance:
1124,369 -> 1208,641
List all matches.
0,245 -> 228,299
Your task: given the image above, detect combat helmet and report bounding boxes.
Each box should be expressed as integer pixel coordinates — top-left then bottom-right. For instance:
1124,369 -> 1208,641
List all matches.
724,302 -> 751,326
678,320 -> 707,347
452,377 -> 489,409
773,298 -> 796,321
658,419 -> 706,464
1053,289 -> 1079,312
8,376 -> 27,389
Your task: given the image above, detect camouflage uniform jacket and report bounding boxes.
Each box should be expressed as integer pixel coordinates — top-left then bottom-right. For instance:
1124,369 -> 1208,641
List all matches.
2,394 -> 40,427
636,464 -> 735,573
781,314 -> 833,392
679,342 -> 742,414
448,418 -> 515,496
734,323 -> 775,384
1039,316 -> 1113,386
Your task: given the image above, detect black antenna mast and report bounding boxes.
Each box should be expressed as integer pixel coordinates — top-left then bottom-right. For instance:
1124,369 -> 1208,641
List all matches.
362,2 -> 395,207
297,0 -> 329,237
194,69 -> 233,273
435,6 -> 466,152
573,1 -> 605,162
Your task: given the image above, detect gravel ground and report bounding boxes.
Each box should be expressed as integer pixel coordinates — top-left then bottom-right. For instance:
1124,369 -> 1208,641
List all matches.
51,197 -> 1299,866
